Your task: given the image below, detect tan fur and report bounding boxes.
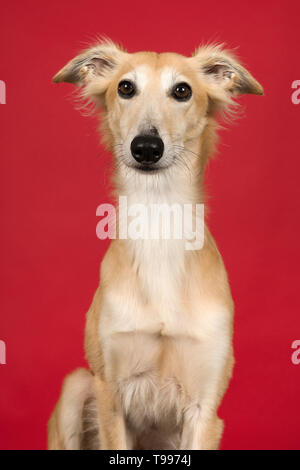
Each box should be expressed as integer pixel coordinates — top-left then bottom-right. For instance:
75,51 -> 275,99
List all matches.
48,40 -> 263,450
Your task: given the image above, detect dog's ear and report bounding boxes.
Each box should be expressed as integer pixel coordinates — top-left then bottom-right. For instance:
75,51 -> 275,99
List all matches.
53,39 -> 126,85
190,44 -> 263,106
53,39 -> 127,105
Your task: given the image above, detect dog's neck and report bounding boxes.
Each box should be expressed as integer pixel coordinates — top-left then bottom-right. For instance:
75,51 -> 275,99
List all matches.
112,146 -> 204,307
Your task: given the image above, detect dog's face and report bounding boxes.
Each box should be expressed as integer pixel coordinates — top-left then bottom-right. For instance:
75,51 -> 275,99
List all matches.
104,52 -> 211,173
54,40 -> 263,174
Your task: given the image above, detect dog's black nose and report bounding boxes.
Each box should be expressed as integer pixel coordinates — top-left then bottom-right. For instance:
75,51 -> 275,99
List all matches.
131,135 -> 164,165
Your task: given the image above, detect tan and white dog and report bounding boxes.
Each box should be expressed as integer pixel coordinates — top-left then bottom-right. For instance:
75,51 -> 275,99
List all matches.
48,40 -> 263,450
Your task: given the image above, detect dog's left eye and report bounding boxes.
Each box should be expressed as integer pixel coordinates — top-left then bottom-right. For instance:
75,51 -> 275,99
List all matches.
172,82 -> 192,101
118,80 -> 136,99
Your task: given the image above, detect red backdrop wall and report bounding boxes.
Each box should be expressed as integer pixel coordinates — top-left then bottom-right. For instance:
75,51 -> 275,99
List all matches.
1,0 -> 300,450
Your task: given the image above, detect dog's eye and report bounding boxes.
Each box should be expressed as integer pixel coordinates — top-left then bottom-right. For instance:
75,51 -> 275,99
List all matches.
118,80 -> 136,99
172,82 -> 192,101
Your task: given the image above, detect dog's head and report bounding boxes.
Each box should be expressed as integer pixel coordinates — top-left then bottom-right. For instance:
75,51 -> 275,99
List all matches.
54,39 -> 263,176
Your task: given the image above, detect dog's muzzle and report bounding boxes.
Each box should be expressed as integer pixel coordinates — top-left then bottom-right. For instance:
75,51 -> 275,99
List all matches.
130,135 -> 164,169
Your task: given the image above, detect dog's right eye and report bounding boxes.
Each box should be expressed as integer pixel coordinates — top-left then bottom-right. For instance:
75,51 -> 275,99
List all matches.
118,80 -> 136,99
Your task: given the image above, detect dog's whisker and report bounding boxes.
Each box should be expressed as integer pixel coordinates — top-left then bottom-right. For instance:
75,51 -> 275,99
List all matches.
173,145 -> 202,159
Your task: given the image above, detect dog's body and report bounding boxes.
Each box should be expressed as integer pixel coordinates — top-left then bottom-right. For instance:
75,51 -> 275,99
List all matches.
48,40 -> 263,450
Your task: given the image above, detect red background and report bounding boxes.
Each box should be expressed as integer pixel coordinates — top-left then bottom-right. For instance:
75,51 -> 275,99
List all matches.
1,0 -> 300,450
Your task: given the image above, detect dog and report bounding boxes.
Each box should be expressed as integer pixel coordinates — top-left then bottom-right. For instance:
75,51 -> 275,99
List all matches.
48,39 -> 263,450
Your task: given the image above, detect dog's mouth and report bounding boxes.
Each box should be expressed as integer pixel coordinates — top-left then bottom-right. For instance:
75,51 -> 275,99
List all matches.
136,164 -> 160,173
128,162 -> 167,174
123,159 -> 171,174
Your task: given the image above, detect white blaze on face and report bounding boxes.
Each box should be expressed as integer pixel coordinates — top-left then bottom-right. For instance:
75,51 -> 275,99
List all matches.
160,67 -> 179,92
124,65 -> 150,92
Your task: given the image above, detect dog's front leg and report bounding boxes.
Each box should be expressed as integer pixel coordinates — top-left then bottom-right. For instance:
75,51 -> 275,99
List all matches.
94,375 -> 128,450
180,402 -> 224,450
180,341 -> 234,450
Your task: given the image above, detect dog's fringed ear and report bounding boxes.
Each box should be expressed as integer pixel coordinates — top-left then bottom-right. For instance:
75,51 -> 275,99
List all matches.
190,44 -> 263,105
53,39 -> 126,86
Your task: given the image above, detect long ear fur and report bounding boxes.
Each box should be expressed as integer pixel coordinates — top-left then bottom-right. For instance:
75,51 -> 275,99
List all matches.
53,39 -> 126,85
52,39 -> 127,106
189,44 -> 263,112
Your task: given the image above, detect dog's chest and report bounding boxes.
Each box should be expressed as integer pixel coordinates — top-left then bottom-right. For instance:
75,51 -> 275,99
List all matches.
98,234 -> 230,429
99,260 -> 227,428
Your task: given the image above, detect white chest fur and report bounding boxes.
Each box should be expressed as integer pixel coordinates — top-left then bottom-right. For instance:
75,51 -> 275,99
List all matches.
98,239 -> 231,431
98,182 -> 231,431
